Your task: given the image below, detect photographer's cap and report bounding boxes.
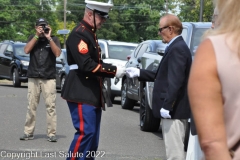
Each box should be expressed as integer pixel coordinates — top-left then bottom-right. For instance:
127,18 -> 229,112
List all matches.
85,0 -> 113,19
36,18 -> 48,26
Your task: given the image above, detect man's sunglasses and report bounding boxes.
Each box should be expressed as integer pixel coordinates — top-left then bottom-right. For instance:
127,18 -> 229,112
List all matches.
158,26 -> 169,32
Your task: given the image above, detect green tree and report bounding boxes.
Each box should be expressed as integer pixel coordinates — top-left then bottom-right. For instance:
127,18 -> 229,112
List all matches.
0,0 -> 215,47
56,19 -> 76,47
0,0 -> 61,42
98,0 -> 169,42
0,0 -> 18,41
56,0 -> 85,24
176,0 -> 214,22
55,0 -> 172,42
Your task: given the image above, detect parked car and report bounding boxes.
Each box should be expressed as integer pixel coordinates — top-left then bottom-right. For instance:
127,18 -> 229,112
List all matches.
121,40 -> 167,109
98,39 -> 138,102
0,40 -> 28,87
120,40 -> 167,132
56,49 -> 69,91
121,22 -> 212,132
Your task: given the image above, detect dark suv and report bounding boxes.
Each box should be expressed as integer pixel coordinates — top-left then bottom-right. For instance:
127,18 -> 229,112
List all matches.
0,41 -> 28,87
121,22 -> 212,132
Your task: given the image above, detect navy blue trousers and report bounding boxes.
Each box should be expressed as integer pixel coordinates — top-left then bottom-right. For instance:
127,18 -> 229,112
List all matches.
66,101 -> 102,160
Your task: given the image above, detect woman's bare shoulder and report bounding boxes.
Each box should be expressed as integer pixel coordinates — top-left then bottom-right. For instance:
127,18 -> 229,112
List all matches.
195,38 -> 215,59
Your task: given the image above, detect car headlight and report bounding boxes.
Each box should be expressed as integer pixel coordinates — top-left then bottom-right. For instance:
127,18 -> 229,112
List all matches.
21,60 -> 29,66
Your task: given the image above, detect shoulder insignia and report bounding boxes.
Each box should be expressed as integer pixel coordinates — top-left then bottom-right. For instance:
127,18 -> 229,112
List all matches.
78,40 -> 88,54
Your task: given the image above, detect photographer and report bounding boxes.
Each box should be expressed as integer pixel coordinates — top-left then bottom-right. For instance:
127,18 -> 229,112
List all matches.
20,18 -> 61,142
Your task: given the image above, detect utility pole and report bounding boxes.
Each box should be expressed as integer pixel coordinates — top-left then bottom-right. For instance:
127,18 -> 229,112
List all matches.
199,0 -> 204,21
64,0 -> 67,48
58,0 -> 70,49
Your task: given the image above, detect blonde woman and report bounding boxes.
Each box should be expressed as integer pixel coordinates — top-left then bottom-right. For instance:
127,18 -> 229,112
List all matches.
188,0 -> 240,159
186,6 -> 219,160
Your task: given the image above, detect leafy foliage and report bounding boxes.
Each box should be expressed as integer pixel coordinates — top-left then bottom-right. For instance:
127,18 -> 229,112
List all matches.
0,0 -> 59,42
0,0 -> 214,47
176,0 -> 214,22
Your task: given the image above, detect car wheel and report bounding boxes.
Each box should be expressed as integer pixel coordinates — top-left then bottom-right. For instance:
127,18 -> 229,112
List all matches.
103,78 -> 115,103
60,75 -> 66,91
121,79 -> 136,110
140,87 -> 160,132
13,68 -> 21,87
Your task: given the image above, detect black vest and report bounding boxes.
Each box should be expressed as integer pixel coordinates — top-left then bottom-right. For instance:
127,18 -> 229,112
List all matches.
27,35 -> 59,79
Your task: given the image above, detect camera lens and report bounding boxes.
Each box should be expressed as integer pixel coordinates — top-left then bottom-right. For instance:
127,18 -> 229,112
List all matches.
44,28 -> 49,34
41,25 -> 49,34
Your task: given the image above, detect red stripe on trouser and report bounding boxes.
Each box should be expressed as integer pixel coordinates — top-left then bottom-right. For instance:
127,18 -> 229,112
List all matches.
71,104 -> 84,160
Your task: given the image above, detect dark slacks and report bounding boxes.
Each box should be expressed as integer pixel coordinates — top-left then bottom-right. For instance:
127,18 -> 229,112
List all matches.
66,101 -> 102,160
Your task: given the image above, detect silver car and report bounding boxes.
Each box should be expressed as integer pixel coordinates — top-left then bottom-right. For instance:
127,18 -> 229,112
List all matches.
121,22 -> 212,132
98,39 -> 138,102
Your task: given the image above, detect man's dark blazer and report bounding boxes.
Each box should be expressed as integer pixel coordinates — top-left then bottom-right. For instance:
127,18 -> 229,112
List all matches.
138,36 -> 192,119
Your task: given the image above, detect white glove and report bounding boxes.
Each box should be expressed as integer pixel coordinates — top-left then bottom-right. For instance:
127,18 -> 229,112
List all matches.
115,66 -> 126,78
160,108 -> 171,119
125,67 -> 140,78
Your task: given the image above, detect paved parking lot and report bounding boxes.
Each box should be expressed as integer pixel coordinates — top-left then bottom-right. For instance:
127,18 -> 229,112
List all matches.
0,80 -> 166,160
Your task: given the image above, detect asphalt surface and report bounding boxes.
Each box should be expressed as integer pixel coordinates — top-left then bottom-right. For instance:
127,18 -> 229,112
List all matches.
0,80 -> 166,160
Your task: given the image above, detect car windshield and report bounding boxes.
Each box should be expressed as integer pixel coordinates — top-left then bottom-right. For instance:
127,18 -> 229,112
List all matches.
181,29 -> 188,43
14,44 -> 28,57
108,45 -> 136,60
190,28 -> 209,55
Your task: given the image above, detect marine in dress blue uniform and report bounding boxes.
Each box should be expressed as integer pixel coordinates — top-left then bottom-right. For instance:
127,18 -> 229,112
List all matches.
61,1 -> 125,160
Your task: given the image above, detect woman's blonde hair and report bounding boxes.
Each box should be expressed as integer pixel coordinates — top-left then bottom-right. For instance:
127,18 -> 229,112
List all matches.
207,0 -> 240,55
213,0 -> 240,33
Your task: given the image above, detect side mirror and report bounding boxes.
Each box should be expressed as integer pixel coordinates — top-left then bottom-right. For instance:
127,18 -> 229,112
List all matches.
157,51 -> 164,56
137,57 -> 141,63
61,59 -> 65,65
56,60 -> 62,64
4,51 -> 13,57
157,48 -> 165,56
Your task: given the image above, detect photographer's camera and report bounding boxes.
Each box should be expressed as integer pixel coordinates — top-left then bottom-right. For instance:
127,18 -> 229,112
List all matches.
41,25 -> 49,34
